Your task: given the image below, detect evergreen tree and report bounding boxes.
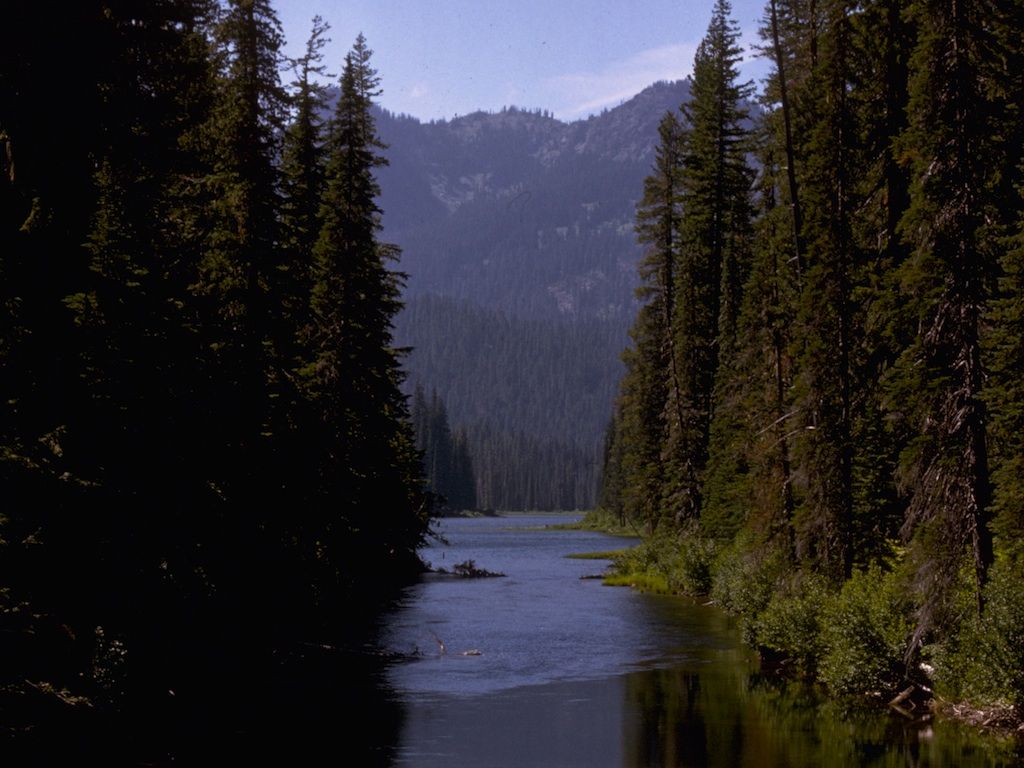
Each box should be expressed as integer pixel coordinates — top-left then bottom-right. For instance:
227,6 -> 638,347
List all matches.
1,0 -> 229,701
987,223 -> 1024,556
617,294 -> 671,529
636,111 -> 685,439
625,111 -> 684,529
846,0 -> 914,566
198,0 -> 290,516
667,0 -> 755,524
598,413 -> 628,525
306,34 -> 429,585
703,135 -> 796,543
426,391 -> 456,498
410,389 -> 478,511
1,2 -> 440,718
790,0 -> 859,580
450,428 -> 478,511
893,0 -> 1005,635
281,15 -> 331,356
981,0 -> 1024,560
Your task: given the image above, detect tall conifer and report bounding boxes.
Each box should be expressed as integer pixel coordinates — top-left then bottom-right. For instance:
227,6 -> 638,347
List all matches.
894,0 -> 1002,634
667,0 -> 754,524
790,0 -> 859,580
281,15 -> 331,356
307,35 -> 429,585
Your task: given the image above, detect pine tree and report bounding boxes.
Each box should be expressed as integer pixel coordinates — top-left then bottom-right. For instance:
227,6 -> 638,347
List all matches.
199,0 -> 290,515
846,0 -> 914,566
1,0 -> 229,698
306,35 -> 429,586
981,0 -> 1024,561
987,225 -> 1024,556
757,0 -> 820,283
617,285 -> 671,529
598,413 -> 627,525
666,0 -> 755,524
789,0 -> 859,580
450,428 -> 478,511
281,15 -> 331,357
894,0 -> 1005,636
626,111 -> 684,529
636,111 -> 685,428
703,135 -> 796,543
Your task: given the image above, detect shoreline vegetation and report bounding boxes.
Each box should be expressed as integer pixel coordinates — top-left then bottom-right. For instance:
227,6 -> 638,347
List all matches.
591,0 -> 1024,754
571,510 -> 1024,739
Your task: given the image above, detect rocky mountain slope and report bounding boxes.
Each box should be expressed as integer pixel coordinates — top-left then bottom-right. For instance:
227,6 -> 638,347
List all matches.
380,79 -> 691,321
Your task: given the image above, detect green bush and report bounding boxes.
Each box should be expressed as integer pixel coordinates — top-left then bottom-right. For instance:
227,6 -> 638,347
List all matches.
667,532 -> 717,596
710,537 -> 790,644
753,573 -> 832,675
818,565 -> 911,695
936,559 -> 1024,710
605,525 -> 716,596
711,538 -> 788,615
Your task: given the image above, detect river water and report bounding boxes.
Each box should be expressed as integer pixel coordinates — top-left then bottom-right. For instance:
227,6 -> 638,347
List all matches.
375,514 -> 1020,768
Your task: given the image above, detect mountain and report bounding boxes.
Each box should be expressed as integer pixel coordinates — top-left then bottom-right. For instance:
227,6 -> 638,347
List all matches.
379,79 -> 691,320
375,80 -> 694,509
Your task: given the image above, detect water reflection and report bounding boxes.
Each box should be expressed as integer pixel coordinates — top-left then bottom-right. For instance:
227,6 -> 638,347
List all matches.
623,666 -> 1023,768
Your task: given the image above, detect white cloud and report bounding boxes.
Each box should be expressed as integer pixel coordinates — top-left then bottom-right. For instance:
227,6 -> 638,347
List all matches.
545,43 -> 698,120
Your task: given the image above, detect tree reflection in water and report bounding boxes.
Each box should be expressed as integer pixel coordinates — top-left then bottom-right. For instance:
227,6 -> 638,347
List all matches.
623,665 -> 1022,768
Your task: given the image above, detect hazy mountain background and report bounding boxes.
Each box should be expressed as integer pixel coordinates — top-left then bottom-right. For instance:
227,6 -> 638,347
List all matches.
373,80 -> 693,509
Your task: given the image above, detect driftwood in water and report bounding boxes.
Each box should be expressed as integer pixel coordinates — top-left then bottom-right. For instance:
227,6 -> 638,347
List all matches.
889,686 -> 916,708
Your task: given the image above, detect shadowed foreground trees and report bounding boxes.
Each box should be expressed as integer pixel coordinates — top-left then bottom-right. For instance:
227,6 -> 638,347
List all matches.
0,0 -> 431,732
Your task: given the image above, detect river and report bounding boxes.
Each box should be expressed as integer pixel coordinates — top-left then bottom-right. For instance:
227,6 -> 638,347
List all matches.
374,514 -> 1020,768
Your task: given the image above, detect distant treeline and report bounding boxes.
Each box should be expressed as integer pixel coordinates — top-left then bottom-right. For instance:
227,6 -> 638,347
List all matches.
411,386 -> 477,511
601,0 -> 1024,711
1,0 -> 431,721
397,294 -> 619,509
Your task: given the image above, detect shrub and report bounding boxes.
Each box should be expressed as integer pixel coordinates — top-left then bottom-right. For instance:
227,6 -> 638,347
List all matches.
604,525 -> 715,596
710,537 -> 790,644
602,571 -> 672,593
818,565 -> 911,696
667,532 -> 717,596
753,572 -> 832,675
936,559 -> 1024,711
711,537 -> 788,615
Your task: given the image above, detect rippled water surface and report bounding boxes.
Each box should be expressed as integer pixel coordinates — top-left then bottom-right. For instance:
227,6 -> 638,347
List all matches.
376,515 -> 1020,768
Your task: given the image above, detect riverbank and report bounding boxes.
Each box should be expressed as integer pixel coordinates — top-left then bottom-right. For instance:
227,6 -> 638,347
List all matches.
547,508 -> 642,537
570,513 -> 1024,742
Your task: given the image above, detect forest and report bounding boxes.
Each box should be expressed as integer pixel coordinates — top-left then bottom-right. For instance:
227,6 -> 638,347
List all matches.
3,0 -> 1023,753
398,294 -> 617,510
599,0 -> 1024,719
1,0 -> 432,740
410,385 -> 478,512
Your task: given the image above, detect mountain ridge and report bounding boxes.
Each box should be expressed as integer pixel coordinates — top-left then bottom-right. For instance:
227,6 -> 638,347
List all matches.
374,79 -> 697,508
377,79 -> 693,321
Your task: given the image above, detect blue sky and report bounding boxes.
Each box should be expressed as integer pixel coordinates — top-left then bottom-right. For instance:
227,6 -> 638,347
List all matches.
277,0 -> 770,122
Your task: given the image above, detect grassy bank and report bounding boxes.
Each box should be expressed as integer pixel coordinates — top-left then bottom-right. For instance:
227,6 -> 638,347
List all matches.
551,508 -> 643,537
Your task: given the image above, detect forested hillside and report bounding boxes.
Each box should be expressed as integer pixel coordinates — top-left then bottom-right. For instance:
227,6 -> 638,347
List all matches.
1,0 -> 430,740
600,0 -> 1024,719
378,81 -> 692,319
396,295 -> 620,508
369,81 -> 697,508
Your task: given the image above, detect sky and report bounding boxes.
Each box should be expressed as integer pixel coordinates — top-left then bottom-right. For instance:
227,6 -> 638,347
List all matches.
276,0 -> 770,123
